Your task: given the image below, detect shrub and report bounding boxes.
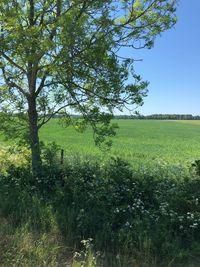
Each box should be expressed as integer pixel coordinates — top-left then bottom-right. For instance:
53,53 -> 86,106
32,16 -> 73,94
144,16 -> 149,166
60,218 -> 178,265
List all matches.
0,148 -> 200,266
53,156 -> 200,265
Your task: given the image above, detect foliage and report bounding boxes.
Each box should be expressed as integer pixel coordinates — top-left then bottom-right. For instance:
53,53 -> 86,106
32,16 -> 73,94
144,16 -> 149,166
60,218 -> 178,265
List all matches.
0,148 -> 199,266
0,0 -> 177,173
192,159 -> 200,176
115,114 -> 200,120
72,239 -> 97,267
0,144 -> 30,174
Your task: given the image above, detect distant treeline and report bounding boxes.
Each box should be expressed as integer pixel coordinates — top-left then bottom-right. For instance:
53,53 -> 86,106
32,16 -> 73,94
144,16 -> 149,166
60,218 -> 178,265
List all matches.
52,114 -> 200,120
1,113 -> 200,121
114,114 -> 200,120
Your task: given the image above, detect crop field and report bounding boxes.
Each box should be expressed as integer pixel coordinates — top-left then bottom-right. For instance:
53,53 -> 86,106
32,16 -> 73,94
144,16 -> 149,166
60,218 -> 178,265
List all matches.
38,119 -> 200,165
1,119 -> 200,166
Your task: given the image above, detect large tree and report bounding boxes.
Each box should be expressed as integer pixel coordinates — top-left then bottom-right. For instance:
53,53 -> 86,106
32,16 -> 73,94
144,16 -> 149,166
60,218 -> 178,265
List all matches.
0,0 -> 177,175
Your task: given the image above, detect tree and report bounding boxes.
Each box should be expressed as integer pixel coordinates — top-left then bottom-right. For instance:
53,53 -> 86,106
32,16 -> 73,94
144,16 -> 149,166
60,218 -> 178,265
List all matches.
0,0 -> 177,175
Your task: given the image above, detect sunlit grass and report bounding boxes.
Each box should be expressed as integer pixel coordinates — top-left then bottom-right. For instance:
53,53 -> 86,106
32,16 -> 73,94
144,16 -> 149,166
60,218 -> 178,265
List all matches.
39,119 -> 200,165
1,119 -> 200,165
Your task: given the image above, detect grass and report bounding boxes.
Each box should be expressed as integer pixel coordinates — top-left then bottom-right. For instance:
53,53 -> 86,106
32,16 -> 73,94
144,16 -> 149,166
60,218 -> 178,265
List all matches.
0,153 -> 200,266
1,119 -> 200,169
38,119 -> 200,165
1,119 -> 200,266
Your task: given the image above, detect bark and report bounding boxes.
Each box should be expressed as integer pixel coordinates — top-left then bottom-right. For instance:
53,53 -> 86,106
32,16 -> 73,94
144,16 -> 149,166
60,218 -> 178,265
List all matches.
27,96 -> 41,176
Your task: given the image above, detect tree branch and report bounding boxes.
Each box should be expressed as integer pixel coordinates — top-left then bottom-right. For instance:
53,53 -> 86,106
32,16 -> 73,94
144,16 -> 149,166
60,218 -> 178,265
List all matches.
1,52 -> 27,74
38,102 -> 77,129
36,73 -> 47,96
1,67 -> 28,97
29,0 -> 35,26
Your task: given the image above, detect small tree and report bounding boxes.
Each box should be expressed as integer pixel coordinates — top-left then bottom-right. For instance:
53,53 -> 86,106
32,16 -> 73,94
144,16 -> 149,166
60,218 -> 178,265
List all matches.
0,0 -> 177,175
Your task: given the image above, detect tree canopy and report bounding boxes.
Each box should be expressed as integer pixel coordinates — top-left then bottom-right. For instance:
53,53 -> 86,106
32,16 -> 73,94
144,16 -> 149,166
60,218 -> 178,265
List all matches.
0,0 -> 177,174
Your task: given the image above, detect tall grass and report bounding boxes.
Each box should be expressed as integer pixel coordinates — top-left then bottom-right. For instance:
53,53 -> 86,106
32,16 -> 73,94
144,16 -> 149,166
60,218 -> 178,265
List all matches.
0,147 -> 199,266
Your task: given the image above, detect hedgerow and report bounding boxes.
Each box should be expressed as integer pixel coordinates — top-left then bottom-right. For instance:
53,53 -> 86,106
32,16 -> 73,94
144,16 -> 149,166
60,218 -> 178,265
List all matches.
0,147 -> 199,266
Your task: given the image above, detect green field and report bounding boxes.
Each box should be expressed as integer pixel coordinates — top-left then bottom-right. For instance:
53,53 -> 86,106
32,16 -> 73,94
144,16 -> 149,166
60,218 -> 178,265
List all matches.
1,119 -> 200,165
38,119 -> 200,165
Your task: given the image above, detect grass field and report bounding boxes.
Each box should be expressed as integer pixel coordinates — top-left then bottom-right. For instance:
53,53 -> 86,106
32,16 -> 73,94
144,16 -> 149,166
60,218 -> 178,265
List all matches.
38,119 -> 200,165
1,119 -> 200,166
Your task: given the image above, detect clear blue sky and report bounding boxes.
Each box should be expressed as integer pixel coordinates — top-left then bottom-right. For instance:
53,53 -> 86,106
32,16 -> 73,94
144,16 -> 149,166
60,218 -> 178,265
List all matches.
124,0 -> 200,115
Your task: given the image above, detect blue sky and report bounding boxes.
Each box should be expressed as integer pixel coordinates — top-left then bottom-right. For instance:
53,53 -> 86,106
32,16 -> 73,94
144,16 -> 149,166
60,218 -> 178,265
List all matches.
123,0 -> 200,115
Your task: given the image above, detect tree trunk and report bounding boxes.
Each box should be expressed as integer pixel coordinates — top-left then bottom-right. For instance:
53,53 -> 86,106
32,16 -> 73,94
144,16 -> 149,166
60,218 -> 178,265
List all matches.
28,96 -> 41,176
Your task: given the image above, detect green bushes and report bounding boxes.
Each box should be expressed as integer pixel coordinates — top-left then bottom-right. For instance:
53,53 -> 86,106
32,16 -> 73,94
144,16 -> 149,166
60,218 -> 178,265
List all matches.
0,151 -> 200,266
53,156 -> 200,266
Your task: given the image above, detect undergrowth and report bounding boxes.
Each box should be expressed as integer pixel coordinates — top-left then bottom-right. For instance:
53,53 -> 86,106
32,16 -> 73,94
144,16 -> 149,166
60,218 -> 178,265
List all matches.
0,144 -> 199,266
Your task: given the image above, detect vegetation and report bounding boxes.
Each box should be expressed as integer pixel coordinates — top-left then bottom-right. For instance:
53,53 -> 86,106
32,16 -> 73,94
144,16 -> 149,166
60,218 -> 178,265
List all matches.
0,146 -> 200,266
35,119 -> 200,164
1,1 -> 199,266
2,118 -> 200,165
114,114 -> 200,120
0,119 -> 200,266
0,0 -> 177,174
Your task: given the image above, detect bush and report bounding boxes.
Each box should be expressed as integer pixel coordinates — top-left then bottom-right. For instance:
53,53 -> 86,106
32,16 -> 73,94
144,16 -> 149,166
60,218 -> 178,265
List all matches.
0,149 -> 200,266
53,156 -> 200,266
